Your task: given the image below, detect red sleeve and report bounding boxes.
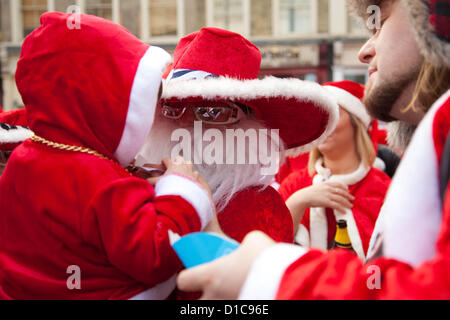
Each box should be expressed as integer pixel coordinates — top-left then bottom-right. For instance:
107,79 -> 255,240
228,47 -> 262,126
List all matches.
276,186 -> 450,300
278,169 -> 313,201
82,176 -> 203,286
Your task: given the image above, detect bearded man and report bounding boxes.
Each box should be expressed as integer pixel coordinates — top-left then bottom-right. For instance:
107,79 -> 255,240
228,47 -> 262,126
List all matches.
177,0 -> 450,300
136,27 -> 339,244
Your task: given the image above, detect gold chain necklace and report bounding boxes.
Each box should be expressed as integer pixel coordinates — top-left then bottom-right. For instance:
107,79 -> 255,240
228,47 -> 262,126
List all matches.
30,135 -> 135,174
31,135 -> 110,160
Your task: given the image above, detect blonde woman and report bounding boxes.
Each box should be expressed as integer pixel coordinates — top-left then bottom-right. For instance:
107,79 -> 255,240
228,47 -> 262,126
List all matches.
279,81 -> 391,260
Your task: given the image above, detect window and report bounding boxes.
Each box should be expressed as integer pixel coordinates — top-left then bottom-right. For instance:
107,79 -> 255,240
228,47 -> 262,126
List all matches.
348,14 -> 368,35
185,0 -> 206,35
213,0 -> 244,34
0,0 -> 12,42
317,0 -> 328,34
22,0 -> 47,37
280,0 -> 311,35
251,0 -> 271,36
120,0 -> 141,37
150,0 -> 177,37
54,0 -> 77,13
85,0 -> 112,21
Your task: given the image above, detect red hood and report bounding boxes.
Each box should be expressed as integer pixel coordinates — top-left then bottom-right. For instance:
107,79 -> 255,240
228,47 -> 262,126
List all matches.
15,12 -> 171,166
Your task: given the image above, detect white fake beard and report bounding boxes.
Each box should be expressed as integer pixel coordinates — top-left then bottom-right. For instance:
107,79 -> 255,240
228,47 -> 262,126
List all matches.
137,113 -> 285,212
387,121 -> 417,155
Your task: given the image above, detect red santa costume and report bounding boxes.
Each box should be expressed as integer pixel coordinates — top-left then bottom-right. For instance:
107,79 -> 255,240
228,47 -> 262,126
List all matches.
0,13 -> 216,300
137,27 -> 340,244
275,95 -> 388,187
0,109 -> 31,154
238,0 -> 450,300
279,81 -> 391,260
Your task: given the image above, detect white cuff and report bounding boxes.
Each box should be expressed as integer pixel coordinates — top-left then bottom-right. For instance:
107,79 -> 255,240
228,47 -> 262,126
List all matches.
155,174 -> 215,229
294,224 -> 310,247
238,244 -> 307,300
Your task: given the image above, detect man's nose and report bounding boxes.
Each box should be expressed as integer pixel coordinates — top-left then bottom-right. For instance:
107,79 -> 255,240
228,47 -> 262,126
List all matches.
358,36 -> 376,65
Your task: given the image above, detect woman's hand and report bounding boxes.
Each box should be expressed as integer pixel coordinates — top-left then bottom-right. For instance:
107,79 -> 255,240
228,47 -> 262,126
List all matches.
177,231 -> 276,300
286,182 -> 355,233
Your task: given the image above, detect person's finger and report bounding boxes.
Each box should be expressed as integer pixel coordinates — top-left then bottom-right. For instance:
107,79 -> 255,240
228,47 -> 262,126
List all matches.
330,196 -> 353,212
331,187 -> 355,201
147,176 -> 162,186
177,265 -> 210,293
332,194 -> 353,207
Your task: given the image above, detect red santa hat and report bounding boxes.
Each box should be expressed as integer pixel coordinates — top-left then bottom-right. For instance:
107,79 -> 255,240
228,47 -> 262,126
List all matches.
15,12 -> 171,167
161,27 -> 339,153
0,109 -> 32,151
323,80 -> 371,128
322,81 -> 387,171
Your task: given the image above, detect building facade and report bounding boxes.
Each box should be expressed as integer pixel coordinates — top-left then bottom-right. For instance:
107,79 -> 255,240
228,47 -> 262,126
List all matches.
0,0 -> 369,110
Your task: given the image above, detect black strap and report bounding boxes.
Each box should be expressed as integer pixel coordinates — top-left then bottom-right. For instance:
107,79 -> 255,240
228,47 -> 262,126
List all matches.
440,132 -> 450,203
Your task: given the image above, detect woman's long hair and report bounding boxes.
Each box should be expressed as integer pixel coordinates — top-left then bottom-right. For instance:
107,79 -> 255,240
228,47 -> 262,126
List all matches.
307,113 -> 376,176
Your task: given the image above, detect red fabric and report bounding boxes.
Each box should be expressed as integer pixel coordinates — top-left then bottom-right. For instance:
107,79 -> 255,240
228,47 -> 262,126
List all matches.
0,109 -> 31,151
163,28 -> 333,151
0,109 -> 28,127
275,153 -> 309,184
279,167 -> 390,254
275,95 -> 450,300
217,186 -> 294,244
0,143 -> 201,299
433,97 -> 450,165
172,28 -> 261,80
16,13 -> 148,162
276,185 -> 450,300
176,186 -> 294,300
323,81 -> 365,100
0,13 -> 202,300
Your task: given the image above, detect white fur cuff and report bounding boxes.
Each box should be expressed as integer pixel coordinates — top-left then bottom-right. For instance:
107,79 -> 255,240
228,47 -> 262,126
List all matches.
154,174 -> 215,229
238,244 -> 307,300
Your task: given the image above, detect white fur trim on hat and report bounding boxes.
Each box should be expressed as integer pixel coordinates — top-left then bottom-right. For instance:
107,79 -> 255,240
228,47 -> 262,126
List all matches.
323,85 -> 371,128
114,46 -> 172,167
0,125 -> 33,144
163,76 -> 340,155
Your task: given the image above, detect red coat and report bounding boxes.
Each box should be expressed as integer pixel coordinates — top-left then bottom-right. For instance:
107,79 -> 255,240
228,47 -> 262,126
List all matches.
279,166 -> 390,257
175,185 -> 294,300
239,91 -> 450,300
0,13 -> 214,300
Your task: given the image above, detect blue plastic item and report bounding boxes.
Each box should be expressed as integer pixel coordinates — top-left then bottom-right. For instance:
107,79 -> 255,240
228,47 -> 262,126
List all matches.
171,232 -> 239,268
